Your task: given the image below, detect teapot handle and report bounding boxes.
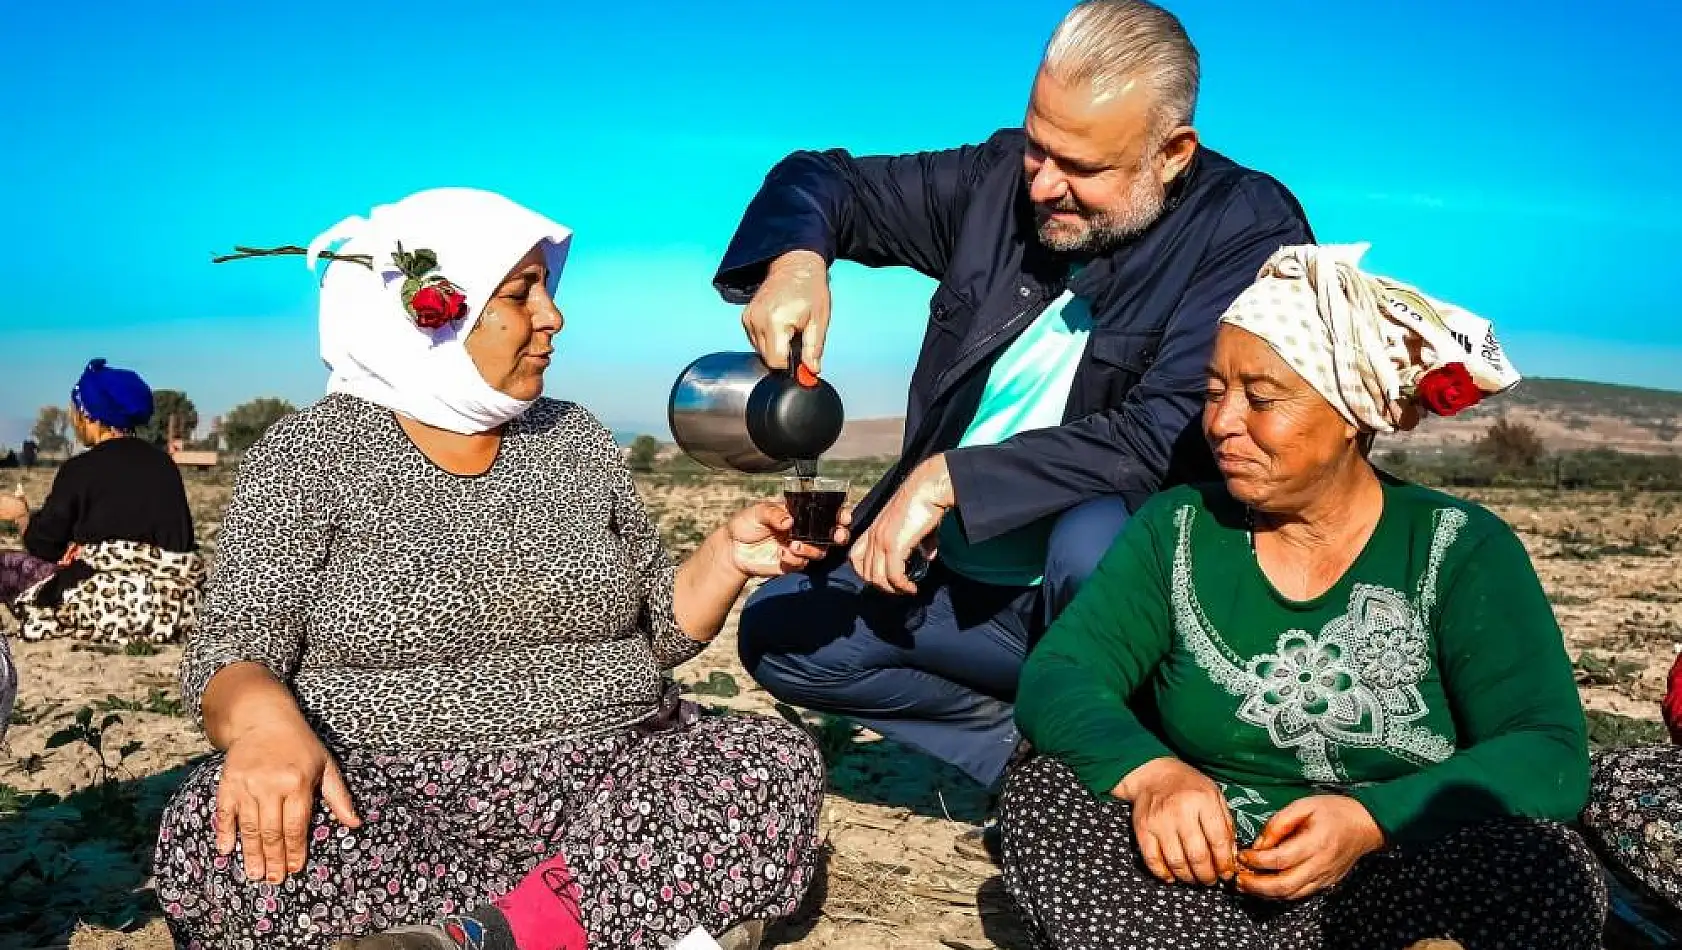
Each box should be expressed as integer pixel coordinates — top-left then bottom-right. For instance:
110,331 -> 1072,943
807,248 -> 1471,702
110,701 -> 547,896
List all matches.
787,333 -> 819,388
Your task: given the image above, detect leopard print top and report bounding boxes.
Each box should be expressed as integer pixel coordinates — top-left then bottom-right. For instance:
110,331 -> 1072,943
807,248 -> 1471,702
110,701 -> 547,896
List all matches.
179,393 -> 703,751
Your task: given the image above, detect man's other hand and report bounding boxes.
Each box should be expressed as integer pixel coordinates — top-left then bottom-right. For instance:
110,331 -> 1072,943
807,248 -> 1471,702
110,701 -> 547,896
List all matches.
850,455 -> 953,595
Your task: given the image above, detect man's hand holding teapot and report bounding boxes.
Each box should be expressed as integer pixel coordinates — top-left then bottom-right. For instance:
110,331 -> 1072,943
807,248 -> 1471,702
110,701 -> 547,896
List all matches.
742,250 -> 831,377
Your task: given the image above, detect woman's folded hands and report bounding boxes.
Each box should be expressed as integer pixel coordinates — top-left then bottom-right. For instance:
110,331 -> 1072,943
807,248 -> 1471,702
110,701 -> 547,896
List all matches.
1116,757 -> 1239,886
1235,795 -> 1385,900
1115,757 -> 1384,899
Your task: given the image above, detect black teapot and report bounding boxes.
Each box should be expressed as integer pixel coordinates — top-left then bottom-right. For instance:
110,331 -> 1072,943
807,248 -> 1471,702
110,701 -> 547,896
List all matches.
667,337 -> 845,474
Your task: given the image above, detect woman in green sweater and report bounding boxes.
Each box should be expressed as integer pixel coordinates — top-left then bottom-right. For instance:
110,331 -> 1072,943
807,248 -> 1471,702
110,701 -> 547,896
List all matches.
1001,244 -> 1606,949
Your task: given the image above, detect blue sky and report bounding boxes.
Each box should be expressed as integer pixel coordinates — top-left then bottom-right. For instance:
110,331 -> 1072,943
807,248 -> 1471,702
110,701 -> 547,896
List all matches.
2,0 -> 1679,445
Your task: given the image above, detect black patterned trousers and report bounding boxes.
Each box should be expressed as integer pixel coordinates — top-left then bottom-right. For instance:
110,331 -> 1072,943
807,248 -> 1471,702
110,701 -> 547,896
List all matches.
998,756 -> 1606,950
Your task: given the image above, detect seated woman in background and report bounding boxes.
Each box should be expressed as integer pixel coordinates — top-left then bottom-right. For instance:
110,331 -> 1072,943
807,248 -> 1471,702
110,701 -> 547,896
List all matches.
0,359 -> 202,644
153,188 -> 840,950
1580,651 -> 1682,914
999,244 -> 1607,950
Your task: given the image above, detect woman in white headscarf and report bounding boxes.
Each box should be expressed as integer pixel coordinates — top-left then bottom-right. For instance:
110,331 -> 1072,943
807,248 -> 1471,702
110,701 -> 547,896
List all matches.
994,245 -> 1607,949
153,188 -> 843,950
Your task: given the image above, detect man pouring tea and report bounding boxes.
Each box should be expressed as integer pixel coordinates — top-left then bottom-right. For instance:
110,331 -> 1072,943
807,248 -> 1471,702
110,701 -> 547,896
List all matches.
708,0 -> 1313,851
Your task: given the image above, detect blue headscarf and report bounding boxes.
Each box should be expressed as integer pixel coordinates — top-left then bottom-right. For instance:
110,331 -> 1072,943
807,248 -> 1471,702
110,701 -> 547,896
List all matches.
71,359 -> 154,432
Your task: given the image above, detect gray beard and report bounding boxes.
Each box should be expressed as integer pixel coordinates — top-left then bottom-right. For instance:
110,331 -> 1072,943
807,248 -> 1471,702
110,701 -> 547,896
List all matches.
1035,169 -> 1169,255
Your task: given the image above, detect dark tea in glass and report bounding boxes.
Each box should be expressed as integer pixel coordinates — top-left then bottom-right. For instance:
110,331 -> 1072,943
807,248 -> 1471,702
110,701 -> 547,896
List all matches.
782,476 -> 848,545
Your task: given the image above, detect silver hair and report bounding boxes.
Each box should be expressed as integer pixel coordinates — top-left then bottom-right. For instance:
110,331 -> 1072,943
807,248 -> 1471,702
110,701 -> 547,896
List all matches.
1041,0 -> 1200,134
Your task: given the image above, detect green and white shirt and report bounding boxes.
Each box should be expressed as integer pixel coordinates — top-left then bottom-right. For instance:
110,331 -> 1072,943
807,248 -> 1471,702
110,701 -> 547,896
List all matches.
1016,476 -> 1589,847
938,279 -> 1093,587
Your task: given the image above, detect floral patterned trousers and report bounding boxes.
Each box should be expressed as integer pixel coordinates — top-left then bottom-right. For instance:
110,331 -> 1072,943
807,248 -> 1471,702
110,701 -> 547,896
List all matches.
0,550 -> 53,606
1582,744 -> 1682,912
153,712 -> 826,949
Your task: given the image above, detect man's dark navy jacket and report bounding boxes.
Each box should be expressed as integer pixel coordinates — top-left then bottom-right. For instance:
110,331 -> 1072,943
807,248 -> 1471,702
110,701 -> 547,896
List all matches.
713,129 -> 1313,550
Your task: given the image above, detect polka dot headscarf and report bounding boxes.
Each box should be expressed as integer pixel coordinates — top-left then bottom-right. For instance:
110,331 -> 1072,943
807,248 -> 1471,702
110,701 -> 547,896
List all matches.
1218,243 -> 1522,433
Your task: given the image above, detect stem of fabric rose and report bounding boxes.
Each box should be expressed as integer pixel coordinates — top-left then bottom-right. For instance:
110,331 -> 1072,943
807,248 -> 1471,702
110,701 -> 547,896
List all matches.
210,246 -> 374,269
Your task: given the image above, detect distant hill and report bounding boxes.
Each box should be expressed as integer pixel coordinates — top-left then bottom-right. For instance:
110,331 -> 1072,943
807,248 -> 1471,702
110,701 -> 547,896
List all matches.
1378,377 -> 1682,456
819,377 -> 1682,460
827,417 -> 906,459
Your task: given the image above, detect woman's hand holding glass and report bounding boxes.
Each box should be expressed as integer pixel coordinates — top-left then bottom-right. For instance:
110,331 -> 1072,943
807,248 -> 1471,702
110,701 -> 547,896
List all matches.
723,499 -> 852,578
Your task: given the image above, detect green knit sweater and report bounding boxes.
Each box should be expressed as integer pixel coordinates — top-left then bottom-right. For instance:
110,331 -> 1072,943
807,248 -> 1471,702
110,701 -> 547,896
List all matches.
1016,476 -> 1589,847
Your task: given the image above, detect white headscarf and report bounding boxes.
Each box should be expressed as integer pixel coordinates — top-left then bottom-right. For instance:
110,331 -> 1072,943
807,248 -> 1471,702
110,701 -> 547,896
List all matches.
306,187 -> 573,434
1218,243 -> 1522,433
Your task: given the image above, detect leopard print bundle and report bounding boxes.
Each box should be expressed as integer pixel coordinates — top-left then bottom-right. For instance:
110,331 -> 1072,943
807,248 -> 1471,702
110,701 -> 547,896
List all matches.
14,539 -> 205,645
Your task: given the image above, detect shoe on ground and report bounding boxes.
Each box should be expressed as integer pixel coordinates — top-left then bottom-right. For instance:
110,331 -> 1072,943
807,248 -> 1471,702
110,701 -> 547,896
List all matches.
332,926 -> 458,950
334,917 -> 767,950
714,919 -> 766,950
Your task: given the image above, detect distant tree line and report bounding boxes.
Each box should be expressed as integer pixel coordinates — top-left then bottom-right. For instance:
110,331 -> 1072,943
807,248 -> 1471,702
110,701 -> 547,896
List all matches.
22,403 -> 1682,492
626,435 -> 660,473
31,406 -> 72,456
218,398 -> 298,454
25,391 -> 297,462
638,418 -> 1682,493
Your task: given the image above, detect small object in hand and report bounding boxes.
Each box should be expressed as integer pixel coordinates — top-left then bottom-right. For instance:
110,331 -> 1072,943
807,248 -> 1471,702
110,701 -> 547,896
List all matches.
782,476 -> 847,544
906,539 -> 938,583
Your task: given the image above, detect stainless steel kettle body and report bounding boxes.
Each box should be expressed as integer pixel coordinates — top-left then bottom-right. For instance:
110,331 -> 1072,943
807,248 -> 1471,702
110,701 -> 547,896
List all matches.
667,348 -> 845,474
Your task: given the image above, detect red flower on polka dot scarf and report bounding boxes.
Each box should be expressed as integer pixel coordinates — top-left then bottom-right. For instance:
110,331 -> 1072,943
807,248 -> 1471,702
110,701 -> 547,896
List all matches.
1413,363 -> 1482,417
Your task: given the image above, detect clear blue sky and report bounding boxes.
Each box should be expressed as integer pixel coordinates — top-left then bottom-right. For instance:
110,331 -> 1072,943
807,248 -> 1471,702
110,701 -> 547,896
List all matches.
2,0 -> 1678,444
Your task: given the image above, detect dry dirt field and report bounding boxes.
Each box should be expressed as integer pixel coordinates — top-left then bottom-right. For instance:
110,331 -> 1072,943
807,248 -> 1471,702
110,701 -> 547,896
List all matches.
3,467 -> 1679,950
